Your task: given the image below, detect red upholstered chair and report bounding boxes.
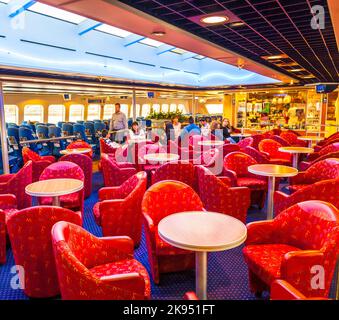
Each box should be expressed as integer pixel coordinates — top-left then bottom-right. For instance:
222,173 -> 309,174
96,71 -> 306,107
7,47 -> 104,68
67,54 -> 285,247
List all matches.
258,139 -> 292,165
67,140 -> 93,158
271,135 -> 290,147
243,146 -> 271,164
0,161 -> 32,209
195,165 -> 250,223
280,131 -> 307,147
305,142 -> 339,162
151,161 -> 195,189
101,153 -> 137,187
51,221 -> 150,300
0,194 -> 18,264
287,158 -> 339,193
223,152 -> 267,208
93,172 -> 147,246
222,144 -> 240,157
270,280 -> 328,300
237,137 -> 253,149
251,134 -> 265,150
22,147 -> 56,182
299,151 -> 339,171
7,206 -> 82,298
59,153 -> 92,198
314,138 -> 339,152
99,138 -> 118,155
315,131 -> 339,148
243,201 -> 339,298
167,140 -> 192,161
275,179 -> 339,216
142,181 -> 204,284
39,161 -> 85,213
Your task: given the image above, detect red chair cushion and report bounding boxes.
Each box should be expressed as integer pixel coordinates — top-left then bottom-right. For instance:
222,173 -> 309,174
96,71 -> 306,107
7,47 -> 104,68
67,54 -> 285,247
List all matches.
237,177 -> 267,189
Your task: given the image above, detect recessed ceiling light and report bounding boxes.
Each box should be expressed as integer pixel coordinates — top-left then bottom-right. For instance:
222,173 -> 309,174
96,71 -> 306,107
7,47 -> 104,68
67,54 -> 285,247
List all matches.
229,22 -> 245,27
302,75 -> 316,79
290,68 -> 305,72
262,54 -> 288,60
151,31 -> 166,37
200,15 -> 229,24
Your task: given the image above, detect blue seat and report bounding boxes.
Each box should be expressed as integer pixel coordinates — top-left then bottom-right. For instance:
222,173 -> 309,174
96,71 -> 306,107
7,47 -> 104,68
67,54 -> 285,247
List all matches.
94,121 -> 105,133
57,121 -> 65,129
48,126 -> 64,154
73,123 -> 97,152
7,123 -> 19,129
19,126 -> 40,152
145,119 -> 152,128
36,125 -> 49,139
76,120 -> 85,124
84,122 -> 95,144
93,119 -> 102,123
62,123 -> 74,136
128,119 -> 133,128
48,126 -> 61,138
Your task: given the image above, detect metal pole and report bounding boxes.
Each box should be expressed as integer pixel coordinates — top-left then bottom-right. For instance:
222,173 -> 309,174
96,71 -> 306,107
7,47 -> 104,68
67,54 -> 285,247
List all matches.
192,93 -> 196,121
0,82 -> 10,174
132,89 -> 136,121
196,251 -> 208,300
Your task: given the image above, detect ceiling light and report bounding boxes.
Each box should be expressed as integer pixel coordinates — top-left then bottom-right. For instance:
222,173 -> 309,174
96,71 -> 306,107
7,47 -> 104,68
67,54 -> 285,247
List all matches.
200,15 -> 229,24
151,31 -> 166,37
262,54 -> 288,60
229,22 -> 245,27
302,75 -> 316,79
290,69 -> 305,72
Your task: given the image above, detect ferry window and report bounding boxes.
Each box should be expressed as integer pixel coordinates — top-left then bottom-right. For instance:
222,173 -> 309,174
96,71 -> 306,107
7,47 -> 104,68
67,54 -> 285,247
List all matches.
87,104 -> 101,121
170,103 -> 177,112
121,104 -> 129,117
69,104 -> 84,122
205,104 -> 223,114
104,104 -> 129,119
152,104 -> 160,113
178,104 -> 187,113
24,105 -> 44,123
48,105 -> 65,124
141,104 -> 151,117
161,104 -> 169,112
4,105 -> 18,124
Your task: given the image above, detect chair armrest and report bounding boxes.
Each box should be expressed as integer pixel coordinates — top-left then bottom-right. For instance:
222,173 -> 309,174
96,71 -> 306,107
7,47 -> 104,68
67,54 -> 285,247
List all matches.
0,174 -> 14,183
289,172 -> 308,185
222,169 -> 237,187
98,187 -> 122,201
245,220 -> 276,245
0,194 -> 17,209
271,280 -> 307,300
98,235 -> 134,256
273,191 -> 290,216
41,156 -> 56,163
116,162 -> 135,169
261,151 -> 271,158
307,152 -> 319,161
218,176 -> 232,187
143,212 -> 155,232
120,168 -> 137,180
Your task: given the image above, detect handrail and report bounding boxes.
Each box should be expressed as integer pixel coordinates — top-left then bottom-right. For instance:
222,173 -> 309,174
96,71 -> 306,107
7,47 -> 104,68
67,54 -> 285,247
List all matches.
19,135 -> 77,145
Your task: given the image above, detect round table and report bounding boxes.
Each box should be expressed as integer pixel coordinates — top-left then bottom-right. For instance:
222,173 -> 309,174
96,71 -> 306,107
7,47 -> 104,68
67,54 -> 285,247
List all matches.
297,136 -> 324,148
25,178 -> 84,206
306,130 -> 327,136
248,164 -> 298,220
198,140 -> 224,147
158,211 -> 247,300
278,147 -> 314,168
60,148 -> 92,155
143,153 -> 179,163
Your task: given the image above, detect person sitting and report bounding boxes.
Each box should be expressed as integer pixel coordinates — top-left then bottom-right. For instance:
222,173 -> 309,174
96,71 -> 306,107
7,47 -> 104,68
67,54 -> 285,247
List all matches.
172,116 -> 182,140
210,120 -> 222,140
200,117 -> 210,137
101,129 -> 120,148
128,121 -> 146,140
221,118 -> 236,143
180,116 -> 201,139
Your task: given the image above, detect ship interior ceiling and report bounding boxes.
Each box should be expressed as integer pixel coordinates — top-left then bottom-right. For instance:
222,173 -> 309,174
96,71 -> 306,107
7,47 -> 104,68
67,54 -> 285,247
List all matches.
1,0 -> 339,304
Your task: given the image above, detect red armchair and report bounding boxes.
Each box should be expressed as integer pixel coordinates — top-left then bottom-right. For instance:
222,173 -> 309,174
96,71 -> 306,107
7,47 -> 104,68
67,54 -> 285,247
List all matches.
304,142 -> 339,162
99,137 -> 118,155
275,179 -> 339,216
7,206 -> 82,298
51,221 -> 150,300
222,144 -> 240,157
286,158 -> 339,193
67,140 -> 93,158
22,147 -> 56,182
59,153 -> 92,198
195,165 -> 250,223
192,148 -> 223,176
39,161 -> 85,213
0,194 -> 18,264
258,139 -> 292,165
93,172 -> 147,246
151,161 -> 195,189
251,134 -> 264,150
271,280 -> 328,300
0,161 -> 32,209
223,152 -> 268,208
271,135 -> 290,147
142,181 -> 204,284
299,151 -> 339,171
101,153 -> 137,187
315,131 -> 339,148
237,137 -> 253,149
314,137 -> 339,152
243,200 -> 339,298
280,131 -> 307,147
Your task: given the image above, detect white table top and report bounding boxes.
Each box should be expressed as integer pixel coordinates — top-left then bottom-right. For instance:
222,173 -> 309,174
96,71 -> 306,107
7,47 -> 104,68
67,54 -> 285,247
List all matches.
248,164 -> 298,177
143,153 -> 179,162
158,211 -> 247,252
297,136 -> 324,141
198,140 -> 224,146
279,147 -> 314,154
60,148 -> 91,155
25,178 -> 84,197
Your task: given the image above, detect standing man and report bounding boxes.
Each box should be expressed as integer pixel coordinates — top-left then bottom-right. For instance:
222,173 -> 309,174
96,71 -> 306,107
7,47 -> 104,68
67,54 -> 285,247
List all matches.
109,103 -> 128,143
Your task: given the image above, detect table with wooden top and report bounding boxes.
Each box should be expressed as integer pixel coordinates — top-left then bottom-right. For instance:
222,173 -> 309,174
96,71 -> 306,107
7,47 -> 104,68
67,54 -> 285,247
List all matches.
297,135 -> 324,148
60,148 -> 92,155
158,211 -> 247,300
278,146 -> 314,168
248,164 -> 298,220
25,178 -> 84,206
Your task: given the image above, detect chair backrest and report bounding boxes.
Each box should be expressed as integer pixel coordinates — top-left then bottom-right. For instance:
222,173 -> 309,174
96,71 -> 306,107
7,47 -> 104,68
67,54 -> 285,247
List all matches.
237,137 -> 253,149
274,201 -> 339,252
62,123 -> 73,135
280,131 -> 299,145
243,146 -> 269,164
7,206 -> 81,298
94,122 -> 106,132
101,153 -> 121,185
73,123 -> 87,141
48,126 -> 61,138
67,140 -> 92,158
271,135 -> 290,146
224,152 -> 257,177
319,142 -> 339,156
259,139 -> 290,160
40,161 -> 84,182
36,125 -> 49,139
59,154 -> 92,198
7,127 -> 20,144
222,144 -> 240,156
84,122 -> 95,134
152,161 -> 195,187
142,180 -> 203,225
118,172 -> 147,200
251,134 -> 264,149
304,158 -> 339,182
19,127 -> 35,141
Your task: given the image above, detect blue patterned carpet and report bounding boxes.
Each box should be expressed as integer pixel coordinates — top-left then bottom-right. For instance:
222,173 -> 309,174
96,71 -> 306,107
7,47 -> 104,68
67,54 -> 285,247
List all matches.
0,172 -> 336,300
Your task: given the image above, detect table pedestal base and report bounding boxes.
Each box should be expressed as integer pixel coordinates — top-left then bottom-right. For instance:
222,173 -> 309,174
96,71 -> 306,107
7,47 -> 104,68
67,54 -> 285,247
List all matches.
267,176 -> 275,220
52,196 -> 60,206
196,251 -> 207,300
292,154 -> 299,169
